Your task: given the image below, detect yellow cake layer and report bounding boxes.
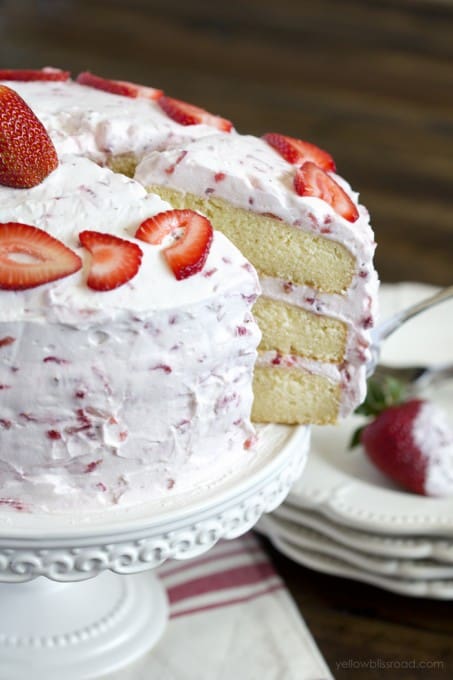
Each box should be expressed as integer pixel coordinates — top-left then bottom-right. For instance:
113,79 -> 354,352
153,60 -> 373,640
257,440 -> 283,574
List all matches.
253,297 -> 347,363
252,365 -> 340,425
107,153 -> 137,177
147,186 -> 355,295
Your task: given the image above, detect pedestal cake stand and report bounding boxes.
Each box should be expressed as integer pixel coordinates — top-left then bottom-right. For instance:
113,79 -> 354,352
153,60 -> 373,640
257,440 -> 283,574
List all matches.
0,424 -> 310,680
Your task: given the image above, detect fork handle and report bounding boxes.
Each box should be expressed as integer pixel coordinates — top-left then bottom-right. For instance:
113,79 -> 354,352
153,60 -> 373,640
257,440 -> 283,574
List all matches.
375,284 -> 453,344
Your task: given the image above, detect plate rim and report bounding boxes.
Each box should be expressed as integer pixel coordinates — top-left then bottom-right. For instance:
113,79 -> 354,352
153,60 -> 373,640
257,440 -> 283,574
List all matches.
289,282 -> 453,536
270,532 -> 453,599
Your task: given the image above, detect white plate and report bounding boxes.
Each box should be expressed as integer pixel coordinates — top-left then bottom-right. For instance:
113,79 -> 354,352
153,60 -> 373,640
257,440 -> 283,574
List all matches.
272,505 -> 453,562
268,533 -> 453,599
259,514 -> 453,579
287,283 -> 453,536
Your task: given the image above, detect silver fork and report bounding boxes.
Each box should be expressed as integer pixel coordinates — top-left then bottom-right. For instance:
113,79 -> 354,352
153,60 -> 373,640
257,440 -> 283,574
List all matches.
367,284 -> 453,387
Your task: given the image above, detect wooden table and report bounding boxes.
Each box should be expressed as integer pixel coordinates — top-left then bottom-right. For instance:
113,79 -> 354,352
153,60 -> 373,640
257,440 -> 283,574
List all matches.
2,1 -> 453,677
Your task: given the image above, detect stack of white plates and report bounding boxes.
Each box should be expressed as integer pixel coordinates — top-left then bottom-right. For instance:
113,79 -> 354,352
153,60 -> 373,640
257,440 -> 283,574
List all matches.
258,283 -> 453,598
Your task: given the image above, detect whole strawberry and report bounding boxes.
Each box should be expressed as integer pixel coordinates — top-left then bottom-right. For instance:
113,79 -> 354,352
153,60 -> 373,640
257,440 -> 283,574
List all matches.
352,379 -> 453,496
0,84 -> 58,188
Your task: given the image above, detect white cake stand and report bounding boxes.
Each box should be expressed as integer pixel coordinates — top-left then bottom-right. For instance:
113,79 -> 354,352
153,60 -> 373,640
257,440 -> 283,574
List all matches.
0,424 -> 310,680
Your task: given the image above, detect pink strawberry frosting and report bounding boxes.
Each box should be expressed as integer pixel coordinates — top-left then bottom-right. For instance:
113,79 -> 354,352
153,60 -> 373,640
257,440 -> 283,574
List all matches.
0,155 -> 261,512
0,75 -> 380,511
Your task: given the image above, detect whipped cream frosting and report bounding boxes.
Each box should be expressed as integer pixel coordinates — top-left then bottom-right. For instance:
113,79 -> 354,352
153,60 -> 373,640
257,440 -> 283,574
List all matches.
0,155 -> 261,512
2,80 -> 222,163
0,155 -> 255,320
135,133 -> 375,261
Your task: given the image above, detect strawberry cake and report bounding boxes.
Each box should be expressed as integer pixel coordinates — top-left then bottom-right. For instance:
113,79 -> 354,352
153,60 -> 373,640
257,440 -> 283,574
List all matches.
0,68 -> 379,448
1,69 -> 379,427
0,77 -> 261,512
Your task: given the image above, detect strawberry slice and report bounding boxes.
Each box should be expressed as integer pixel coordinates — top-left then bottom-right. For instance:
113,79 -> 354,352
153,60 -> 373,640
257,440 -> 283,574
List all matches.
79,230 -> 143,291
263,132 -> 335,172
0,85 -> 58,188
0,67 -> 70,82
135,209 -> 213,280
76,71 -> 163,100
158,96 -> 233,132
294,162 -> 359,222
0,222 -> 82,290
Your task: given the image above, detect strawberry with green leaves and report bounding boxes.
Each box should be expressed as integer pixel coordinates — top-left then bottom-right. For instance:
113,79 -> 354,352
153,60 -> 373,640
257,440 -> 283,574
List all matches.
351,378 -> 453,496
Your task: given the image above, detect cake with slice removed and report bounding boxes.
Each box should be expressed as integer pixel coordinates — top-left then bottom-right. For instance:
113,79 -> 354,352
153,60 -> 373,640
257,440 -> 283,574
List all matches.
135,133 -> 378,424
0,69 -> 379,426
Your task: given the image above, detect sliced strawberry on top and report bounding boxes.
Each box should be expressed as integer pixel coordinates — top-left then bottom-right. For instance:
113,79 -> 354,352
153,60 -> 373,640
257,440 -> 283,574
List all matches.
0,222 -> 82,290
76,71 -> 163,101
135,209 -> 213,280
0,67 -> 70,82
294,162 -> 359,223
158,96 -> 233,132
263,132 -> 335,172
0,85 -> 58,188
79,231 -> 143,291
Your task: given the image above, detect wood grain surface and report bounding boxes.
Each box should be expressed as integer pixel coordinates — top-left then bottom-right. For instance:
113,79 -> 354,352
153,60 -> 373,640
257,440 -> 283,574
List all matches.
1,1 -> 453,677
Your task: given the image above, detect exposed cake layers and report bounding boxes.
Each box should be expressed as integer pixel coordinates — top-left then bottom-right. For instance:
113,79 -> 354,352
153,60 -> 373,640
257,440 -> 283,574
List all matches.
0,155 -> 260,512
135,134 -> 378,423
1,75 -> 378,425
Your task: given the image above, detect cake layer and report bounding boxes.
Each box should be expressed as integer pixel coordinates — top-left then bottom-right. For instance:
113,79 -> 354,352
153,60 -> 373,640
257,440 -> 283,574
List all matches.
259,274 -> 378,331
108,152 -> 140,177
252,364 -> 340,425
253,297 -> 347,363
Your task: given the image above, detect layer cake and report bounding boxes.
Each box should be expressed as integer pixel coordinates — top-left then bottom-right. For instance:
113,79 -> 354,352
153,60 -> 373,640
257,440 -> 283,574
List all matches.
0,127 -> 260,511
0,69 -> 378,435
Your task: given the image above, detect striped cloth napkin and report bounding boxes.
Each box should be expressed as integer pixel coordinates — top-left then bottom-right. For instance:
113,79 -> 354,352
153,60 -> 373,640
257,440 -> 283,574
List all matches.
107,532 -> 332,680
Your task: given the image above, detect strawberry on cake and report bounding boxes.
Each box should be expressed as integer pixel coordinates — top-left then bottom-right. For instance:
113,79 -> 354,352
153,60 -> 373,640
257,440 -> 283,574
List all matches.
0,81 -> 261,512
0,67 -> 379,431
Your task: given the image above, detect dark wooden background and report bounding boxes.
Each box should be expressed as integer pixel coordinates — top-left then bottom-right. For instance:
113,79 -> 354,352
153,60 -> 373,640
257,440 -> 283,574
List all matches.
1,1 -> 453,677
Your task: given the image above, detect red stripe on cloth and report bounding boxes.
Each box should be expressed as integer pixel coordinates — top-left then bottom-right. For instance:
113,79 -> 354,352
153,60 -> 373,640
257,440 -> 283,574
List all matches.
167,561 -> 278,604
159,544 -> 264,580
170,582 -> 285,619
